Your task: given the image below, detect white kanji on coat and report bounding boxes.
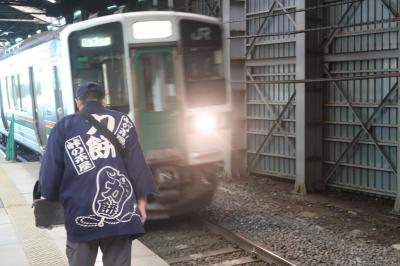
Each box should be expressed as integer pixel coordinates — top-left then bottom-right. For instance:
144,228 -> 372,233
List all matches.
66,138 -> 82,150
74,153 -> 89,164
78,161 -> 94,172
86,135 -> 116,160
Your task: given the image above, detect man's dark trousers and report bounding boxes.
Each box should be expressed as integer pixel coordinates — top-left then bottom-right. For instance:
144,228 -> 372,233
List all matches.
66,235 -> 132,266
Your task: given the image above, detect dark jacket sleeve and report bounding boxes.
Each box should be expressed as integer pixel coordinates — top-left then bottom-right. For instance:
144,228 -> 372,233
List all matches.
124,121 -> 155,198
38,123 -> 65,201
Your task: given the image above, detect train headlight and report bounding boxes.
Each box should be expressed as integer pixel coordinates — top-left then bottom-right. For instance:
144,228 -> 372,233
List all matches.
195,114 -> 216,132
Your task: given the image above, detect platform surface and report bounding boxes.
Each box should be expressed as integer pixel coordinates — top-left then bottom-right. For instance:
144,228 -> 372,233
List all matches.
0,158 -> 168,266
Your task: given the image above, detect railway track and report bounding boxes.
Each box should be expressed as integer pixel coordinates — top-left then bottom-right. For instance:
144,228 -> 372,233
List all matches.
141,216 -> 296,266
0,141 -> 41,162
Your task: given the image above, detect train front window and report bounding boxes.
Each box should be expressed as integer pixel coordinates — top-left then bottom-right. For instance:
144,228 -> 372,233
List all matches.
181,20 -> 226,108
68,22 -> 129,112
139,51 -> 176,112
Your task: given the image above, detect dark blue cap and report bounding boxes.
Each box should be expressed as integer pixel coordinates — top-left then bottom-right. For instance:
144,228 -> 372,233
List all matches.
75,81 -> 105,99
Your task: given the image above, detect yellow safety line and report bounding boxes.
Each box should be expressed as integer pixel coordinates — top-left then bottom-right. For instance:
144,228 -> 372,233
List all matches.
0,163 -> 67,266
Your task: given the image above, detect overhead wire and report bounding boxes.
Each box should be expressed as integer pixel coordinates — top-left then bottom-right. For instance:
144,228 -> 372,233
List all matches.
226,0 -> 365,24
230,17 -> 400,39
169,0 -> 399,40
235,72 -> 400,84
169,0 -> 367,25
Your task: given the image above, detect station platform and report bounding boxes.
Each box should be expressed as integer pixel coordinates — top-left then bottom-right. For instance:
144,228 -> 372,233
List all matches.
0,159 -> 169,266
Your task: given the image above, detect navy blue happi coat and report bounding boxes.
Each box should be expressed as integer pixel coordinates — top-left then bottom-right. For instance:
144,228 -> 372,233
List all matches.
39,101 -> 155,242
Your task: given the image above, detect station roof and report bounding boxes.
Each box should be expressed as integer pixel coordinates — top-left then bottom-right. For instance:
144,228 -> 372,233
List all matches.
0,0 -> 175,47
0,1 -> 63,46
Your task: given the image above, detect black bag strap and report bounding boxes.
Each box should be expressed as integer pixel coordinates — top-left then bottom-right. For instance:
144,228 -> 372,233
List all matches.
33,180 -> 41,200
78,111 -> 125,157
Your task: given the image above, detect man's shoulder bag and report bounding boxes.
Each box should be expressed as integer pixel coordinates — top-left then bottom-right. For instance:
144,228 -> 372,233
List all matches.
32,181 -> 64,228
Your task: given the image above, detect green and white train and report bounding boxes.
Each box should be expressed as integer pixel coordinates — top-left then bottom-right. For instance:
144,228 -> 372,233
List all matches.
0,11 -> 230,218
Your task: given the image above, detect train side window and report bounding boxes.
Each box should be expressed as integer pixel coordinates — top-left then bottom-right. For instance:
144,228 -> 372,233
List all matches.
19,73 -> 29,112
4,78 -> 9,109
6,76 -> 15,109
10,75 -> 23,110
0,79 -> 2,110
16,74 -> 24,110
0,79 -> 2,107
11,76 -> 17,109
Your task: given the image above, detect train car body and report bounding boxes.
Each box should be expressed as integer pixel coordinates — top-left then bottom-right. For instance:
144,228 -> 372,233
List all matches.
0,12 -> 230,219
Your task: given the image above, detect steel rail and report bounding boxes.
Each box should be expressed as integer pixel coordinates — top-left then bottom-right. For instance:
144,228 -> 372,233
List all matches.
0,143 -> 32,162
204,221 -> 297,266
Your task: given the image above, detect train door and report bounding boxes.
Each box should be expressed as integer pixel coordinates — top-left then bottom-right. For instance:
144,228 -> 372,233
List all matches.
133,48 -> 179,154
53,65 -> 64,120
28,67 -> 45,148
0,79 -> 8,131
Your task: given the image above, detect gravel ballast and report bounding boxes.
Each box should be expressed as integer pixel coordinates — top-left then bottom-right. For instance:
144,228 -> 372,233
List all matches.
205,176 -> 400,266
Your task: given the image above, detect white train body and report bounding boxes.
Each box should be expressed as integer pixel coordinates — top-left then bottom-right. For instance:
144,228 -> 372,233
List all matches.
0,12 -> 230,218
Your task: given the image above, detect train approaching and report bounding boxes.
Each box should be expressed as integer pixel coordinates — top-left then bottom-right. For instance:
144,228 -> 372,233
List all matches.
0,12 -> 230,219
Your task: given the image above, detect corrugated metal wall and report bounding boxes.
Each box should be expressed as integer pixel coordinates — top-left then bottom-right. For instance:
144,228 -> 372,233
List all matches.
190,0 -> 220,17
323,0 -> 399,197
187,0 -> 399,199
246,0 -> 297,179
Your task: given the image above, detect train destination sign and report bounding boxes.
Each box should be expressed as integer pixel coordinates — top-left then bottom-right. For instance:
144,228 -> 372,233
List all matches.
81,36 -> 112,47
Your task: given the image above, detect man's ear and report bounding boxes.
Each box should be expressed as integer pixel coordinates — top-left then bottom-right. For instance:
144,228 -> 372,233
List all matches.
75,99 -> 83,110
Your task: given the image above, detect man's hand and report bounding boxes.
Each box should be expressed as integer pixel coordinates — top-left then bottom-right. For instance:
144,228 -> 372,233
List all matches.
137,197 -> 147,224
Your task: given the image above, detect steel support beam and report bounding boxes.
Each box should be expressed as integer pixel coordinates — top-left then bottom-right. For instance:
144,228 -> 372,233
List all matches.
274,0 -> 297,27
222,0 -> 231,178
0,18 -> 45,23
324,82 -> 399,184
247,92 -> 296,171
294,0 -> 324,194
246,57 -> 296,66
246,1 -> 277,57
204,0 -> 220,17
323,66 -> 397,175
394,1 -> 400,213
380,0 -> 399,18
323,49 -> 400,62
294,0 -> 307,194
246,69 -> 295,156
223,0 -> 246,177
322,1 -> 362,51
